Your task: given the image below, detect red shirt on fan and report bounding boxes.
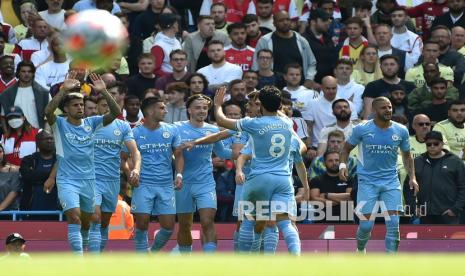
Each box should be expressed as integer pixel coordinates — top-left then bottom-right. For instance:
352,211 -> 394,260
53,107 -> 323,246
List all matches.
224,45 -> 255,72
1,127 -> 39,166
0,76 -> 17,94
407,2 -> 448,39
252,0 -> 299,19
200,0 -> 253,23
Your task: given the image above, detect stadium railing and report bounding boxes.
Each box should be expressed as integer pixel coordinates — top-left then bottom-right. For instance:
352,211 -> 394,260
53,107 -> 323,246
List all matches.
0,211 -> 64,221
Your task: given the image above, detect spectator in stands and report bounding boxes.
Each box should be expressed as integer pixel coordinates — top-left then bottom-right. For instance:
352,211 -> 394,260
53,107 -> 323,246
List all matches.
107,81 -> 127,113
19,129 -> 59,215
183,15 -> 230,73
353,0 -> 376,44
39,0 -> 66,31
256,49 -> 282,89
1,106 -> 39,166
164,82 -> 188,124
242,70 -> 258,94
418,78 -> 452,125
3,233 -> 29,257
374,24 -> 409,74
215,166 -> 235,222
243,14 -> 269,49
310,149 -> 354,223
34,33 -> 70,90
281,97 -> 309,142
226,79 -> 247,107
84,96 -> 98,117
197,40 -> 243,89
339,17 -> 368,64
253,11 -> 317,90
408,63 -> 459,112
303,9 -> 337,84
0,21 -> 17,47
362,55 -> 416,119
406,41 -> 454,88
155,49 -> 190,92
390,7 -> 422,70
73,0 -> 121,14
123,95 -> 144,128
125,53 -> 157,100
225,23 -> 255,72
430,25 -> 465,87
256,0 -> 275,32
388,84 -> 410,121
432,0 -> 465,29
433,100 -> 465,157
309,130 -> 356,178
210,2 -> 228,33
334,59 -> 364,116
0,56 -> 17,94
0,34 -> 21,71
282,63 -> 319,119
186,72 -> 213,98
407,0 -> 448,39
317,99 -> 357,156
141,5 -> 177,54
13,17 -> 49,61
452,26 -> 465,56
319,0 -> 346,48
351,45 -> 383,86
0,61 -> 50,130
0,143 -> 20,212
108,175 -> 134,239
414,131 -> 465,224
408,114 -> 432,158
150,13 -> 182,77
14,0 -> 38,42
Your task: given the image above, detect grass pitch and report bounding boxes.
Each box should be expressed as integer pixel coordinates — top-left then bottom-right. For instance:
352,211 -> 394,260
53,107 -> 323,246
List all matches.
3,254 -> 465,276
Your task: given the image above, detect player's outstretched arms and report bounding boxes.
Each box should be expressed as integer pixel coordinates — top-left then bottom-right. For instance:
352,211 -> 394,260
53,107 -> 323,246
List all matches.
214,86 -> 238,130
180,130 -> 233,151
89,73 -> 122,126
45,71 -> 80,125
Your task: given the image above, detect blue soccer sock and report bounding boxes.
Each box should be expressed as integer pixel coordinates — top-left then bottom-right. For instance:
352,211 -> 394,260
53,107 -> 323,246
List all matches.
238,219 -> 255,252
134,229 -> 148,253
100,227 -> 109,252
233,231 -> 239,252
203,242 -> 217,253
356,220 -> 374,251
385,215 -> 400,253
68,224 -> 83,255
151,228 -> 173,252
251,231 -> 263,253
81,228 -> 89,251
88,223 -> 101,253
263,226 -> 279,254
277,220 -> 301,256
178,244 -> 193,253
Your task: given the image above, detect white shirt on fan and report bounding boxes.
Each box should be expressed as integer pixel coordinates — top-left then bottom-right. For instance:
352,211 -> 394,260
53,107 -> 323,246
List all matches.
39,10 -> 67,30
197,62 -> 243,86
35,60 -> 71,90
283,85 -> 320,119
336,80 -> 364,116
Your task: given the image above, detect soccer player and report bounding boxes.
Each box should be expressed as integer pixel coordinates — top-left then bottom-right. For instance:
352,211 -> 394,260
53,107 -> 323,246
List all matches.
128,97 -> 184,253
174,94 -> 232,253
214,86 -> 301,255
339,96 -> 419,253
86,95 -> 141,252
44,72 -> 122,254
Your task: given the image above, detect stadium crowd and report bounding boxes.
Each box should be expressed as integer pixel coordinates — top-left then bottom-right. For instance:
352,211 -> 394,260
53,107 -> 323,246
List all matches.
0,0 -> 465,234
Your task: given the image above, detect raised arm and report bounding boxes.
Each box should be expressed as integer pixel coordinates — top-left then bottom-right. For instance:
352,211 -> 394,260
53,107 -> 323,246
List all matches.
214,87 -> 238,130
88,73 -> 122,126
45,72 -> 80,125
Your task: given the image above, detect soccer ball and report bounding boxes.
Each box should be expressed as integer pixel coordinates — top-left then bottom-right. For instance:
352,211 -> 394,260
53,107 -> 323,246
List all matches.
63,10 -> 128,70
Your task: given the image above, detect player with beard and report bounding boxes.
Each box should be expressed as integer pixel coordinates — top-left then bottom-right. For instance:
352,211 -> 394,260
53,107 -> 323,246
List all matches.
433,100 -> 465,158
317,99 -> 357,156
340,96 -> 418,253
225,23 -> 255,72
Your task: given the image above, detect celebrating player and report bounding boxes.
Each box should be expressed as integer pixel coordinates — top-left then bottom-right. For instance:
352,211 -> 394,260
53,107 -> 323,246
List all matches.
128,97 -> 184,253
44,72 -> 121,254
339,96 -> 419,253
214,86 -> 302,255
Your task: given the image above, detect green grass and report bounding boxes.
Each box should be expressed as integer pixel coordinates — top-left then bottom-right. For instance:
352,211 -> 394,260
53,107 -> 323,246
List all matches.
3,254 -> 465,276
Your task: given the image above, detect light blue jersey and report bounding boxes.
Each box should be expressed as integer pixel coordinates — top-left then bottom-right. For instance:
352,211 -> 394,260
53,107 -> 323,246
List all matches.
132,123 -> 182,186
223,130 -> 249,149
239,141 -> 253,177
347,120 -> 410,183
94,119 -> 134,179
52,115 -> 103,181
175,121 -> 232,185
236,116 -> 294,178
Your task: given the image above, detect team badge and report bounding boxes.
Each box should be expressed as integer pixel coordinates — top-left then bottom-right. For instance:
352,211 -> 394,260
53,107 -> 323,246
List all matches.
84,125 -> 92,132
114,129 -> 121,136
392,134 -> 400,141
131,204 -> 136,211
61,201 -> 66,209
163,131 -> 171,138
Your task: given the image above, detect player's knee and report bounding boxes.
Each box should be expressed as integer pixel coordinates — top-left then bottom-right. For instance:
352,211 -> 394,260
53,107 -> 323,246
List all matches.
255,221 -> 266,233
199,216 -> 214,229
66,209 -> 81,224
358,220 -> 374,233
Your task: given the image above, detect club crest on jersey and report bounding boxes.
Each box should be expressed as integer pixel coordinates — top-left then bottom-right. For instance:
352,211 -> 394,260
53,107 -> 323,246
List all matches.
113,129 -> 121,136
392,134 -> 401,141
163,131 -> 171,139
61,201 -> 66,209
84,125 -> 92,132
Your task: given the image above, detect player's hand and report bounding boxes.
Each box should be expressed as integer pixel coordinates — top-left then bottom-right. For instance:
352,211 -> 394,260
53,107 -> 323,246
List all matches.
303,187 -> 310,201
128,169 -> 140,187
409,178 -> 419,196
214,86 -> 227,107
339,167 -> 349,182
442,209 -> 456,217
62,71 -> 80,92
43,177 -> 55,194
174,176 -> 183,190
180,141 -> 195,151
235,170 -> 245,184
89,73 -> 107,93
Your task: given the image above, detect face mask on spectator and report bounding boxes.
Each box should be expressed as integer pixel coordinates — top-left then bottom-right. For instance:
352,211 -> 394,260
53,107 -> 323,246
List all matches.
8,118 -> 24,129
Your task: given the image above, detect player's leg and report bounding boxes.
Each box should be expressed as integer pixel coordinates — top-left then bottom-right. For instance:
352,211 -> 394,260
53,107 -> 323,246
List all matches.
80,180 -> 99,253
232,184 -> 244,251
194,184 -> 218,252
175,183 -> 196,253
80,217 -> 90,251
131,185 -> 155,253
355,182 -> 379,252
380,184 -> 403,253
151,186 -> 176,252
58,182 -> 84,254
263,221 -> 278,254
99,179 -> 120,252
134,213 -> 151,253
100,212 -> 113,251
